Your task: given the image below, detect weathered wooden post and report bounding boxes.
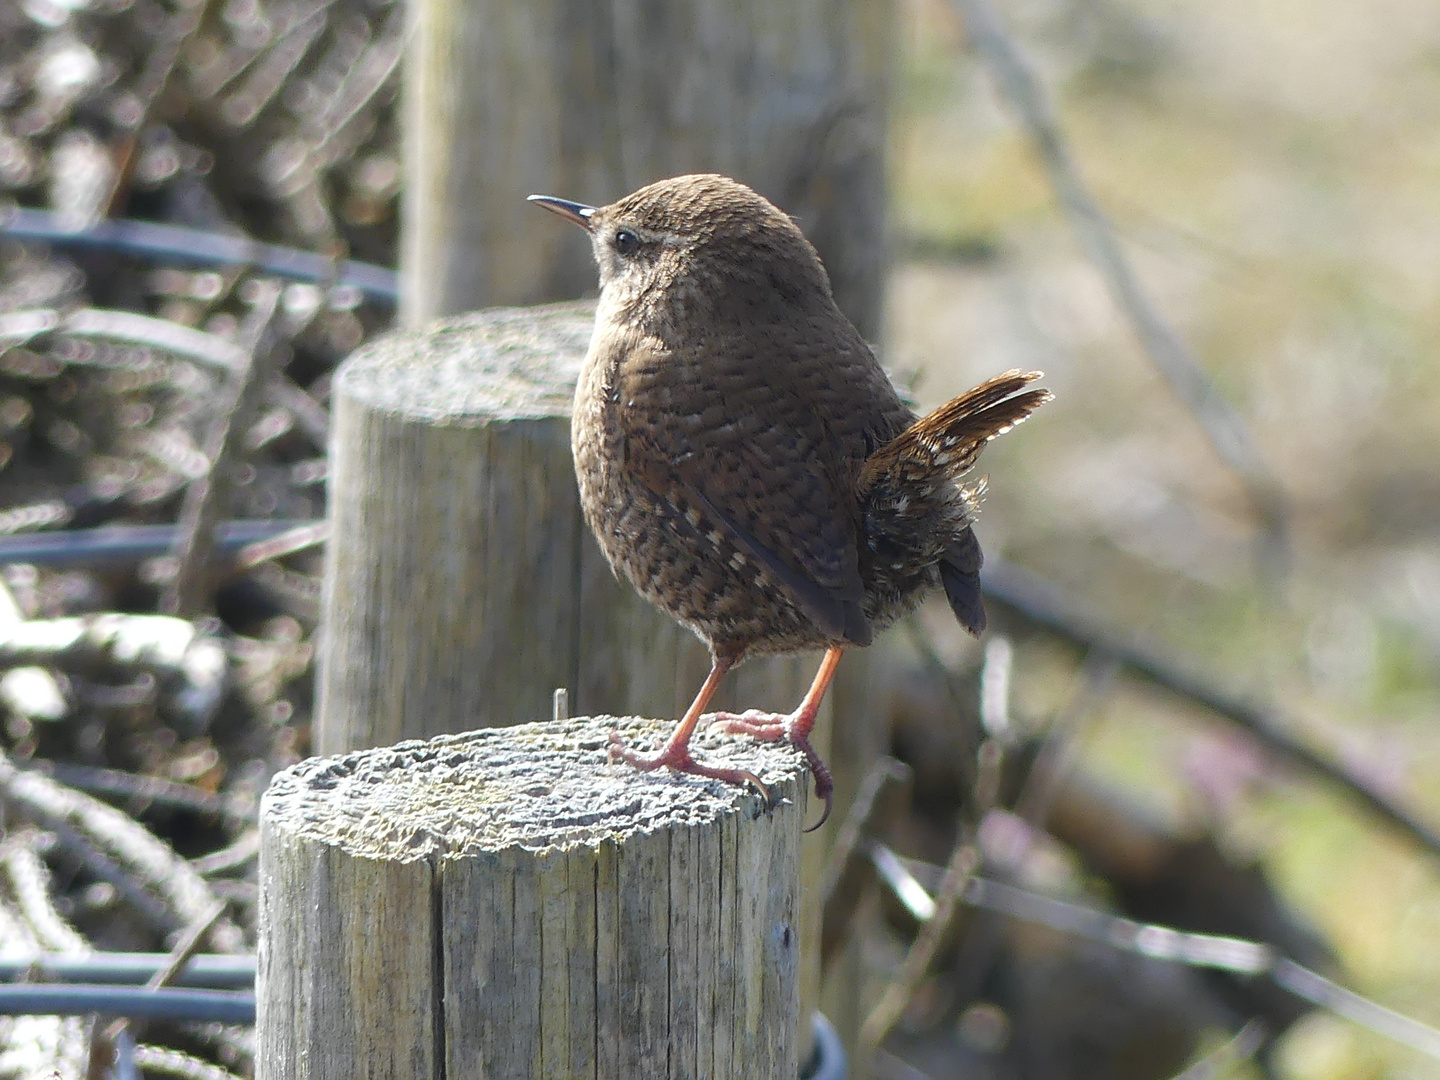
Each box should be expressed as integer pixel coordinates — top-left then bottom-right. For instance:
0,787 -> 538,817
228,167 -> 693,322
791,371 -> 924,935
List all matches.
257,718 -> 808,1078
401,1 -> 893,341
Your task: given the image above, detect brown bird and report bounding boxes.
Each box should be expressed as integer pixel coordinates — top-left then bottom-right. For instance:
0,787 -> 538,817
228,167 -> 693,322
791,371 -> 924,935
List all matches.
530,174 -> 1049,827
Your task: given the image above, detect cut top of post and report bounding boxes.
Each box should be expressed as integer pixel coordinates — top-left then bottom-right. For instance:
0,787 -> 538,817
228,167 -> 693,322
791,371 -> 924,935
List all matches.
336,301 -> 595,425
263,716 -> 808,858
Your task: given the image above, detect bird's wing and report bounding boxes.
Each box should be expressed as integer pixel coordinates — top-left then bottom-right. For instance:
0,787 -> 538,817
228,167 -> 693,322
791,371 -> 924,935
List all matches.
616,334 -> 874,647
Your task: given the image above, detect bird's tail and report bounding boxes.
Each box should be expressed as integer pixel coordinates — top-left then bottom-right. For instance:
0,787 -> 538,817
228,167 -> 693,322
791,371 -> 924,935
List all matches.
857,370 -> 1051,638
858,369 -> 1052,487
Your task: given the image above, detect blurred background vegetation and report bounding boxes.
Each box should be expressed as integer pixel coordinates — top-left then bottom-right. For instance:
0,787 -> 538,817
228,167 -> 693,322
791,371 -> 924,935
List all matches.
886,1 -> 1440,1076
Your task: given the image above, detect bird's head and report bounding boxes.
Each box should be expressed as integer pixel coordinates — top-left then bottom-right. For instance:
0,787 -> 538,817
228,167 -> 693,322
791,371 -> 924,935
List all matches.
529,174 -> 832,328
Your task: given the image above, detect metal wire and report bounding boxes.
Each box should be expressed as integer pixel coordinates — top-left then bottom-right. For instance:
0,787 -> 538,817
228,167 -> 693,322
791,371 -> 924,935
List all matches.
0,984 -> 254,1023
0,519 -> 313,567
0,953 -> 254,989
2,208 -> 397,303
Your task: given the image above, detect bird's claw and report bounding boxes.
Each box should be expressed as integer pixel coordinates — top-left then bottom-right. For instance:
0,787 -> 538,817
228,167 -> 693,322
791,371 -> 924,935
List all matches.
608,730 -> 772,806
708,711 -> 833,831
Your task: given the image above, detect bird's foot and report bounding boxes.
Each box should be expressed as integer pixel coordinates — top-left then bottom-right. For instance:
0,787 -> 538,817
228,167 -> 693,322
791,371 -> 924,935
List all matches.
706,710 -> 834,831
608,731 -> 771,804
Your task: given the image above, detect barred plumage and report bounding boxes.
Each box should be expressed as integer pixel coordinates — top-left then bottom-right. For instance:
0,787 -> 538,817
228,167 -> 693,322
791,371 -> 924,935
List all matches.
533,174 -> 1051,825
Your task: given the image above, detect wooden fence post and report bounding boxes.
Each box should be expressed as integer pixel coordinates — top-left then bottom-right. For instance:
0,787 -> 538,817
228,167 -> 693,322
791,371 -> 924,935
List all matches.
401,0 -> 893,342
257,717 -> 807,1079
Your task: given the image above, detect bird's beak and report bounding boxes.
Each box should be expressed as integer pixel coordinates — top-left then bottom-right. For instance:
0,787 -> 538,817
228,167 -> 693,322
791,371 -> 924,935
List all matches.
527,194 -> 596,232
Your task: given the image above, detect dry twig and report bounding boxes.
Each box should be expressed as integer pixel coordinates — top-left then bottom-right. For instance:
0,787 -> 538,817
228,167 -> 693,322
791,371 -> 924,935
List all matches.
0,751 -> 244,954
983,557 -> 1440,858
952,0 -> 1288,566
874,850 -> 1440,1061
166,281 -> 285,616
861,637 -> 1024,1050
861,833 -> 980,1049
188,831 -> 260,878
1167,1019 -> 1268,1080
819,757 -> 913,968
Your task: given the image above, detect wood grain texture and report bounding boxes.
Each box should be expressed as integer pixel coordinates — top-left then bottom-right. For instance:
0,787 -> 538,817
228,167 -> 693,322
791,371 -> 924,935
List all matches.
400,0 -> 892,340
317,303 -> 592,752
257,717 -> 807,1079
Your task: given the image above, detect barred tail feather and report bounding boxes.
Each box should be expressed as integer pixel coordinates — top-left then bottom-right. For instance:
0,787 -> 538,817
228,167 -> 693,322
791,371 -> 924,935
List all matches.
860,370 -> 1052,486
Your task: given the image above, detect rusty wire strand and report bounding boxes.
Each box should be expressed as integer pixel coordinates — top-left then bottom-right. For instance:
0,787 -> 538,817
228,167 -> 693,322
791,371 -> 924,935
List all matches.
99,899 -> 228,1055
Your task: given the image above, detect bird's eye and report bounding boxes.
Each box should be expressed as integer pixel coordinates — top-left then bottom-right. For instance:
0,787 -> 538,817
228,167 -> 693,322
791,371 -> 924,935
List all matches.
614,229 -> 640,256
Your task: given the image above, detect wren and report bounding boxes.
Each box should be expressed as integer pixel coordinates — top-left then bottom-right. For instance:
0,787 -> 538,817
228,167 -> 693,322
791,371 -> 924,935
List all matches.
530,174 -> 1050,828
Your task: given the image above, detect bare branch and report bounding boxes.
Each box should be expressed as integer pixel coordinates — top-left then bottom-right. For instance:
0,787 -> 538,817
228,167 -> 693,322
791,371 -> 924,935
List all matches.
953,0 -> 1288,563
871,848 -> 1440,1062
983,557 -> 1440,860
165,282 -> 285,616
1167,1019 -> 1268,1080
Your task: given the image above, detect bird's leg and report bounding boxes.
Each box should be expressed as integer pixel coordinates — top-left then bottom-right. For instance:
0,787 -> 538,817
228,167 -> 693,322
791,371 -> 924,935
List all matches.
708,646 -> 845,829
608,656 -> 770,801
